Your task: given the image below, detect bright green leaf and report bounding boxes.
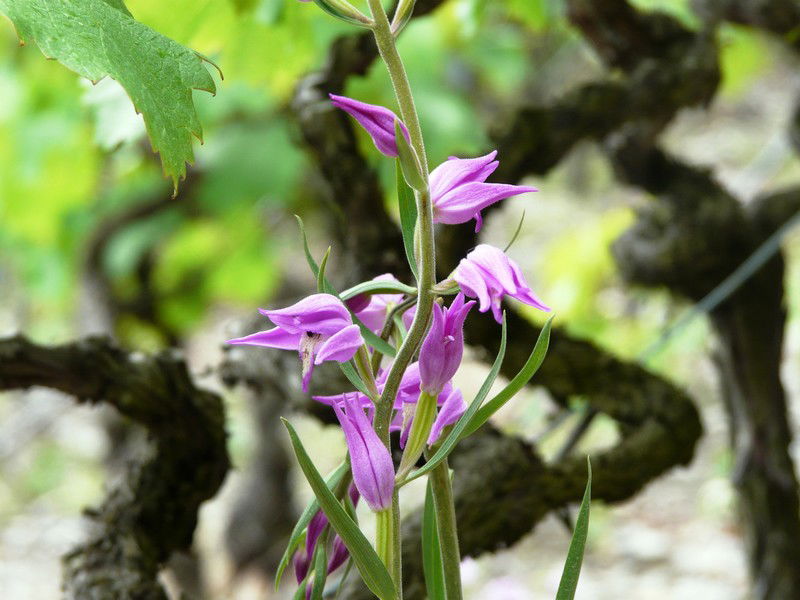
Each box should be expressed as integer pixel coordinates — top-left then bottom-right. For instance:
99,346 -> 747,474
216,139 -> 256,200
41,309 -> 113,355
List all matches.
0,0 -> 216,189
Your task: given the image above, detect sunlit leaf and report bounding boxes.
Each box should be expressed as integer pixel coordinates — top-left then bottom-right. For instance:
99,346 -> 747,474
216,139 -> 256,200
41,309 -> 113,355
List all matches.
0,0 -> 217,188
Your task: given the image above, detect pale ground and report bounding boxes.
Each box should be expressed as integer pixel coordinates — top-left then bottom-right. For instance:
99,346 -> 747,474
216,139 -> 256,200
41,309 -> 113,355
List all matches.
3,28 -> 800,600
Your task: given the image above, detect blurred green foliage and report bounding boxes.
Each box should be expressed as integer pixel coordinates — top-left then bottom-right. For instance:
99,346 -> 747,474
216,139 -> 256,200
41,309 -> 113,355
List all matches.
0,0 -> 793,360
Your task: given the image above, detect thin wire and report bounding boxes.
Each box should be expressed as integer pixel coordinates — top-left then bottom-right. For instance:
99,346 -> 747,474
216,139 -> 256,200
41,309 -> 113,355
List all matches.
639,208 -> 800,363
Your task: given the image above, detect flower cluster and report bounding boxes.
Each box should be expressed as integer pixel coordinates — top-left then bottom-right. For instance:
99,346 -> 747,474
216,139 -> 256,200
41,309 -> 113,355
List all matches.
229,91 -> 550,591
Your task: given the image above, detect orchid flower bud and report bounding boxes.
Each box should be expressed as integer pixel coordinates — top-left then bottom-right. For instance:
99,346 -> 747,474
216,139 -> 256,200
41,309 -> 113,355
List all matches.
453,244 -> 550,323
418,293 -> 475,396
332,394 -> 395,512
330,94 -> 410,157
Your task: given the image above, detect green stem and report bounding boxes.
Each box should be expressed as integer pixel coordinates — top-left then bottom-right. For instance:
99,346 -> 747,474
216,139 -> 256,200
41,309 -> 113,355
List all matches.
366,0 -> 428,175
366,3 -> 436,597
375,508 -> 397,589
428,457 -> 463,600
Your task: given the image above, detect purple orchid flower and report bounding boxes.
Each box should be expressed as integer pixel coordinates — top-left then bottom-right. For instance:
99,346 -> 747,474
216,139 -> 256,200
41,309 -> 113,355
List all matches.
345,274 -> 406,334
430,150 -> 536,232
227,293 -> 364,393
330,94 -> 410,157
428,387 -> 466,445
332,394 -> 395,512
453,244 -> 550,323
315,362 -> 463,449
418,293 -> 475,395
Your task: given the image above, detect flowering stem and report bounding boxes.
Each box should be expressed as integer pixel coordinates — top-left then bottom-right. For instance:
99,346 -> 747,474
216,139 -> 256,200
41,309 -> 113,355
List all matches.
375,508 -> 396,586
366,2 -> 437,597
427,455 -> 463,600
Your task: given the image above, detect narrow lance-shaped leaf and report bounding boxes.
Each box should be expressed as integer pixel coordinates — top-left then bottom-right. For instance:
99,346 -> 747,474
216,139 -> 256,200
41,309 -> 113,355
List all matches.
340,279 -> 417,300
402,315 -> 507,484
282,419 -> 397,600
556,458 -> 592,600
317,247 -> 332,293
462,315 -> 553,438
0,0 -> 217,190
396,161 -> 420,281
295,216 -> 397,358
310,530 -> 329,600
275,460 -> 350,589
422,480 -> 446,600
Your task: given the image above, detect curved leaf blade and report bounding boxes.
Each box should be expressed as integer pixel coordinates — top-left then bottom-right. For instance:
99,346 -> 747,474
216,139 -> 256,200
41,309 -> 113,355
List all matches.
282,419 -> 397,600
462,315 -> 553,438
275,460 -> 350,589
340,280 -> 417,300
396,161 -> 419,281
556,458 -> 592,600
422,480 -> 446,600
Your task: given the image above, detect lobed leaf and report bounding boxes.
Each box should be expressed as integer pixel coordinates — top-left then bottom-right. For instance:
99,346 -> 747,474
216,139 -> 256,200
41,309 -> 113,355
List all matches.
0,0 -> 217,190
282,419 -> 397,600
461,315 -> 553,438
556,458 -> 592,600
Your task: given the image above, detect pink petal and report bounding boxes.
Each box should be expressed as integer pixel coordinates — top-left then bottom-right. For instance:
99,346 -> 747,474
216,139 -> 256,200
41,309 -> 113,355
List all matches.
227,327 -> 300,350
315,324 -> 363,364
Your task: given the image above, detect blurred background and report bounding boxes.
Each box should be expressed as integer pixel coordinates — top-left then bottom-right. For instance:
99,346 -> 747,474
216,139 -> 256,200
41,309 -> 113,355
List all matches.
1,0 -> 800,598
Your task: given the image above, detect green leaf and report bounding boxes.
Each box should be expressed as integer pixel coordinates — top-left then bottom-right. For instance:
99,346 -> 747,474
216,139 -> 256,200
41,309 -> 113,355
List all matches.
295,216 -> 397,358
556,458 -> 592,600
396,162 -> 419,281
421,481 -> 446,600
461,315 -> 553,438
282,419 -> 397,600
318,246 -> 332,293
0,0 -> 216,190
394,120 -> 426,191
503,209 -> 526,252
310,531 -> 329,600
403,315 -> 507,484
340,279 -> 417,300
296,215 -> 336,294
275,460 -> 350,589
339,361 -> 372,398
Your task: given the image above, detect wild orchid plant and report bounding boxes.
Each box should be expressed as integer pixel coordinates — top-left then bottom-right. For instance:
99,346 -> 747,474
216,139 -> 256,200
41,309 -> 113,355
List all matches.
229,1 -> 591,598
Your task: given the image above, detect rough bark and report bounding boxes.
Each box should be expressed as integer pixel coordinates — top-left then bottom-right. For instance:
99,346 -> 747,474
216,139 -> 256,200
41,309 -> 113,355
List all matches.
0,336 -> 229,599
607,134 -> 800,599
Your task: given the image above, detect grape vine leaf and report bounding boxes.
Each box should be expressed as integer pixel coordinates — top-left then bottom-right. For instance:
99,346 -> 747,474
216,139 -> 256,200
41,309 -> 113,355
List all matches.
0,0 -> 217,191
